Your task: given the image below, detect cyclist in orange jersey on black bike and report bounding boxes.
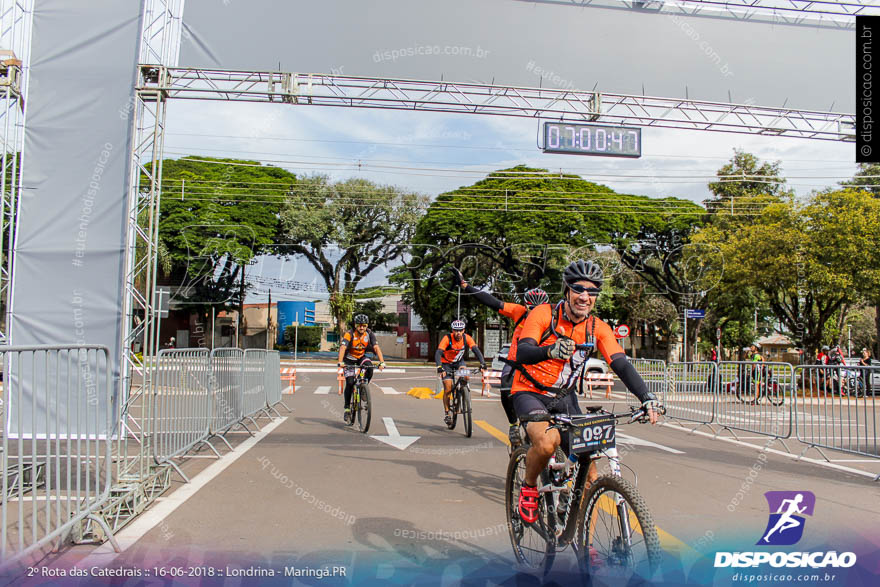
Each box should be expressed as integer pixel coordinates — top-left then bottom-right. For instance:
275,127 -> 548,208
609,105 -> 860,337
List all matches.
507,260 -> 661,525
452,267 -> 548,447
436,319 -> 487,427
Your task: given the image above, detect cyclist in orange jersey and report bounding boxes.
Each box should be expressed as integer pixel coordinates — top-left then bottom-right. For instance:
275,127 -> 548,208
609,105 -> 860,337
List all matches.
453,268 -> 548,447
336,313 -> 386,423
508,260 -> 661,525
436,319 -> 486,427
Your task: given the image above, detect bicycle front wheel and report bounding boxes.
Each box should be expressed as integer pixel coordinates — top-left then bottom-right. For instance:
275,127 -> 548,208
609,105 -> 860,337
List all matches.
447,384 -> 459,430
462,384 -> 473,438
356,383 -> 371,433
505,447 -> 556,573
575,474 -> 661,582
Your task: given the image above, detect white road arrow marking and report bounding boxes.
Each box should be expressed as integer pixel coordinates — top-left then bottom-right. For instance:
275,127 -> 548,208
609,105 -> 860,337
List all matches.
371,417 -> 420,450
616,432 -> 685,455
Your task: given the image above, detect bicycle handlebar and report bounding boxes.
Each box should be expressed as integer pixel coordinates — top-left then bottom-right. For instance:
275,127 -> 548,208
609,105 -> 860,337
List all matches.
539,404 -> 665,429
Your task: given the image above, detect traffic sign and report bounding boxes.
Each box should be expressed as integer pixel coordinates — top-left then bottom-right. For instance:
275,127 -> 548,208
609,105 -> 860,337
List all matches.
716,327 -> 722,340
685,309 -> 705,319
614,324 -> 630,338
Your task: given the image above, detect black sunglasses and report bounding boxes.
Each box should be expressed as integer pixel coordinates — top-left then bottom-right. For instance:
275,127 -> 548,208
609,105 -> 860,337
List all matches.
568,283 -> 601,296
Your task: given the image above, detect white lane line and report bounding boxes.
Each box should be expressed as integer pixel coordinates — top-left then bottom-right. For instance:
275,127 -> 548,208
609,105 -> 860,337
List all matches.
616,432 -> 685,455
314,386 -> 331,394
380,386 -> 402,395
82,417 -> 288,566
660,421 -> 880,481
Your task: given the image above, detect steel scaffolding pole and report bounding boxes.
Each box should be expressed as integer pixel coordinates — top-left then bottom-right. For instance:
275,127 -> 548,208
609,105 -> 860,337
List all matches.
145,67 -> 855,142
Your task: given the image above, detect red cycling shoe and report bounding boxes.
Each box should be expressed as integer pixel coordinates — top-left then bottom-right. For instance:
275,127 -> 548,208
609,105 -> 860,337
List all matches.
518,485 -> 539,524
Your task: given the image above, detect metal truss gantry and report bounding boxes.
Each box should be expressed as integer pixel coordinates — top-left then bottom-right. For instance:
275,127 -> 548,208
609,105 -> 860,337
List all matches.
0,0 -> 32,346
548,0 -> 880,29
110,0 -> 183,536
146,67 -> 854,142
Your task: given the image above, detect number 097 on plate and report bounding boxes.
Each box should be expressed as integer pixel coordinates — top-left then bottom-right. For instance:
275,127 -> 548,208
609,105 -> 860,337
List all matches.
569,415 -> 616,453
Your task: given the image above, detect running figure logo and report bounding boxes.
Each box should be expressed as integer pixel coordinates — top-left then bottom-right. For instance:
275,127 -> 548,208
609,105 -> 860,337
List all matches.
758,491 -> 816,546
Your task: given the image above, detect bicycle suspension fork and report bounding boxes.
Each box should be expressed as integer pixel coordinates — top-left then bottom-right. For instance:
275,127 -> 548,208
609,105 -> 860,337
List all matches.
604,447 -> 634,548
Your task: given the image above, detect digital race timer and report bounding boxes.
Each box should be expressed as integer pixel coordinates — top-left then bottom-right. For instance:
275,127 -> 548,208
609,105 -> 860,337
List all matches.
542,122 -> 641,158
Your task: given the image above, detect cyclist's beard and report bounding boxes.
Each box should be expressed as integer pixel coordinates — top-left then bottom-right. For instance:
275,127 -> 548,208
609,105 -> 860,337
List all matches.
565,298 -> 592,323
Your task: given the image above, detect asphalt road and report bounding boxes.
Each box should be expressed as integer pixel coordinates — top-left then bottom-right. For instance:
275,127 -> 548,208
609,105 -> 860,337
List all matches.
18,364 -> 880,586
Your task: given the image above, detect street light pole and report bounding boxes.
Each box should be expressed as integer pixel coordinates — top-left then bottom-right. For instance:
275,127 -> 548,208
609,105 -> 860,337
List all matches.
683,308 -> 687,363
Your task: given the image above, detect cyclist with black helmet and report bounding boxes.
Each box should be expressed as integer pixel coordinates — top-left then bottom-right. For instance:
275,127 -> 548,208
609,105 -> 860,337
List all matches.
337,313 -> 386,423
509,259 -> 661,525
452,267 -> 549,446
436,319 -> 487,427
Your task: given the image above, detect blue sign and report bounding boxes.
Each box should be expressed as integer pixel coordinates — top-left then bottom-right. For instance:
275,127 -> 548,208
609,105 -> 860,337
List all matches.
686,309 -> 705,319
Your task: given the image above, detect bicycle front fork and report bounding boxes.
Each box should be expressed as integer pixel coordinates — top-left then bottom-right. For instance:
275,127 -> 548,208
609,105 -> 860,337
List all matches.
603,448 -> 634,550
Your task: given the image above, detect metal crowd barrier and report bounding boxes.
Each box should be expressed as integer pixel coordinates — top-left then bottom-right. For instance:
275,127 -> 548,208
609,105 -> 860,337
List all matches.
263,351 -> 288,415
793,365 -> 879,458
715,361 -> 792,441
665,362 -> 716,426
209,348 -> 244,436
241,350 -> 270,428
629,359 -> 667,409
152,349 -> 217,482
1,345 -> 119,567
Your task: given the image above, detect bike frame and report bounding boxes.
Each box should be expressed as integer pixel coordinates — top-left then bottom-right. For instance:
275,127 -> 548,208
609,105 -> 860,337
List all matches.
536,410 -> 646,548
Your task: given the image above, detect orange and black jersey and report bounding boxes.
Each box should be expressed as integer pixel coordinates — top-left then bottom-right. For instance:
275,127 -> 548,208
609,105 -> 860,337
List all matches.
436,333 -> 477,364
511,303 -> 624,396
342,329 -> 378,361
499,302 -> 529,362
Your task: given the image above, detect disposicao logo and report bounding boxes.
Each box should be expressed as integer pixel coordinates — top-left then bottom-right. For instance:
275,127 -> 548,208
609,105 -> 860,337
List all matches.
759,490 -> 815,546
714,490 -> 857,569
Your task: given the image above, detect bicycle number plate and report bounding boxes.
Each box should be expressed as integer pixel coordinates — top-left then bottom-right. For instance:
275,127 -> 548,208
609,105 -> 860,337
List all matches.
343,367 -> 357,377
455,368 -> 470,377
568,415 -> 616,454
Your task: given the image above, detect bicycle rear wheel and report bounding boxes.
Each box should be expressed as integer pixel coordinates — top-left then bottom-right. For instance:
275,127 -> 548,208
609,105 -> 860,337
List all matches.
575,474 -> 661,583
462,384 -> 473,438
356,382 -> 371,433
505,447 -> 556,573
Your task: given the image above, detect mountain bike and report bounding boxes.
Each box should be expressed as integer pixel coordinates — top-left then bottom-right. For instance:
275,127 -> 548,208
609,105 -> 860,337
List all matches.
734,366 -> 784,406
344,360 -> 372,433
446,366 -> 476,438
505,405 -> 662,580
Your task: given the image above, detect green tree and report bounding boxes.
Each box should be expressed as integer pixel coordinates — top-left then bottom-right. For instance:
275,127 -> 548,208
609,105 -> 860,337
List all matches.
156,157 -> 291,324
691,189 -> 880,355
846,163 -> 880,196
842,164 -> 880,356
279,176 -> 427,337
354,299 -> 397,332
284,325 -> 322,352
396,166 -> 702,355
706,149 -> 789,213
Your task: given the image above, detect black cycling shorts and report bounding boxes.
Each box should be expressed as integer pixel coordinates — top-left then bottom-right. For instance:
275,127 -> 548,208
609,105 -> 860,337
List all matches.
512,390 -> 581,421
439,361 -> 465,381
